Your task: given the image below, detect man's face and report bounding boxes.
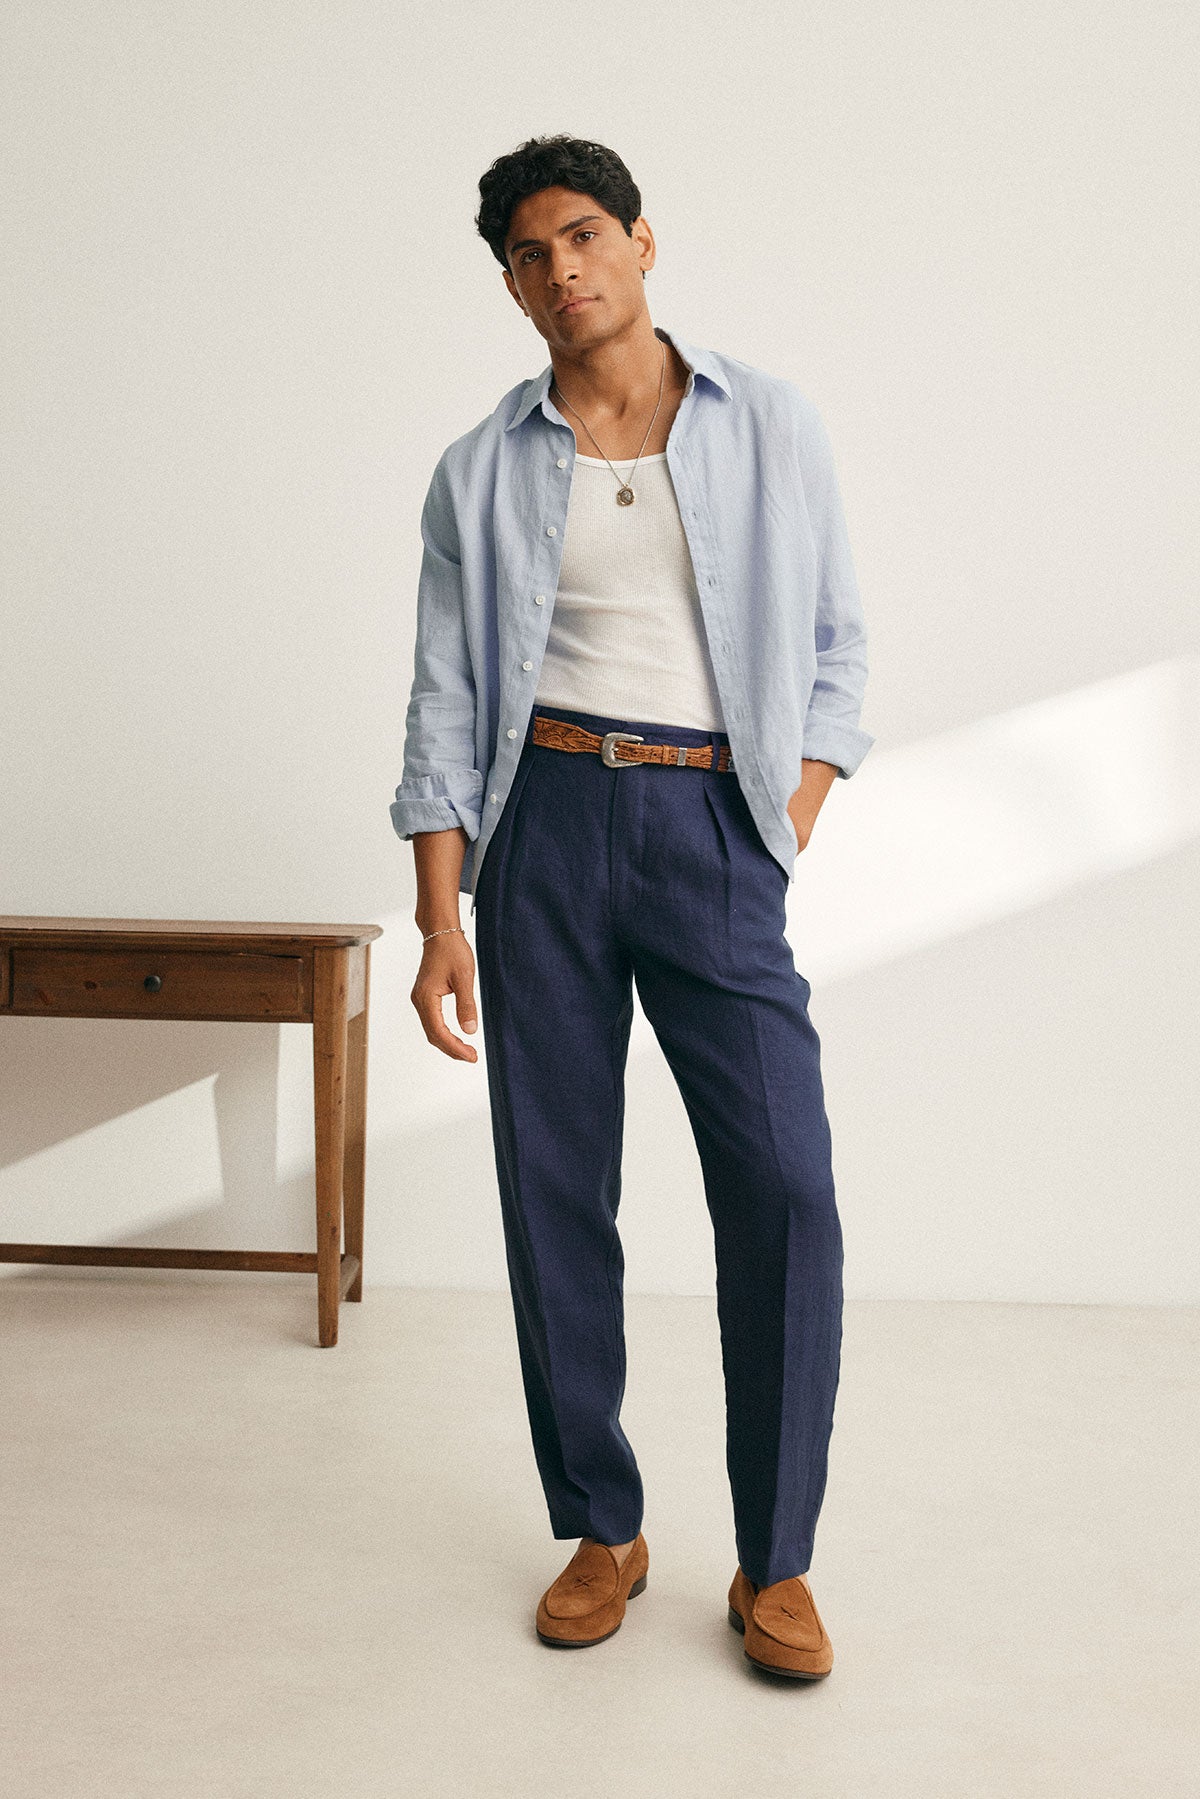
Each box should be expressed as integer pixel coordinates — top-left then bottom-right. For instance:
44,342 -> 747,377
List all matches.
502,185 -> 654,349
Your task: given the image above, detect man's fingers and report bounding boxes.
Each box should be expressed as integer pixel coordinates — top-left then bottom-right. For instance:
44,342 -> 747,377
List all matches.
412,969 -> 479,1061
419,991 -> 477,1060
451,967 -> 479,1035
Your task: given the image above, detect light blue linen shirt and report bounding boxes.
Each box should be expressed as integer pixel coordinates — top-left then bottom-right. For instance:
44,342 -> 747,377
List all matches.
390,323 -> 874,914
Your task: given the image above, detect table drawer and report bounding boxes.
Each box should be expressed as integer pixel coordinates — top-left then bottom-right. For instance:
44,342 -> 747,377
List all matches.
10,947 -> 307,1020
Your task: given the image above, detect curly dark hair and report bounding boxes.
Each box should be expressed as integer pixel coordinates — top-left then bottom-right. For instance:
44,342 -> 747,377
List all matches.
475,134 -> 642,274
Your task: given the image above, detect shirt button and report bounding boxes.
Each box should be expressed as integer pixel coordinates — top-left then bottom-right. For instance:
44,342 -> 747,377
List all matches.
546,525 -> 557,536
556,457 -> 568,468
490,793 -> 499,804
535,594 -> 546,605
506,728 -> 517,738
522,659 -> 533,670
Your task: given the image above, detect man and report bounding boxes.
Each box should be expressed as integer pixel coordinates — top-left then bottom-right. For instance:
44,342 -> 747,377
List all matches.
390,133 -> 874,1679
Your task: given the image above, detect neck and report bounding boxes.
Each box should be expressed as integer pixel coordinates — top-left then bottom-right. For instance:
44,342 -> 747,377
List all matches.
549,318 -> 681,422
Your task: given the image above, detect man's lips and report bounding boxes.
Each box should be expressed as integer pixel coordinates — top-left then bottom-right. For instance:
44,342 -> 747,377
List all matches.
557,296 -> 595,314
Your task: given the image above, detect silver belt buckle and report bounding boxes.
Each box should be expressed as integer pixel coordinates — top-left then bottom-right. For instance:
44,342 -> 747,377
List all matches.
600,730 -> 644,767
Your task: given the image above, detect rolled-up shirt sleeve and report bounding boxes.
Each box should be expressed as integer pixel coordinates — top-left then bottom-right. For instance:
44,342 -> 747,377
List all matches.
797,402 -> 876,779
389,451 -> 485,842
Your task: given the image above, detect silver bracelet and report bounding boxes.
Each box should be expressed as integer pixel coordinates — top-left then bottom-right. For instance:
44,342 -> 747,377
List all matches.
421,925 -> 467,943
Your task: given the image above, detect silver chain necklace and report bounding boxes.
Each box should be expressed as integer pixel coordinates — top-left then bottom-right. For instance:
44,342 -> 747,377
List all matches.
550,339 -> 667,505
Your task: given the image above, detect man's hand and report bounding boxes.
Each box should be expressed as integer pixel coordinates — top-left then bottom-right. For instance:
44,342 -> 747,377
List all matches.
410,825 -> 480,1060
411,931 -> 480,1062
786,758 -> 839,856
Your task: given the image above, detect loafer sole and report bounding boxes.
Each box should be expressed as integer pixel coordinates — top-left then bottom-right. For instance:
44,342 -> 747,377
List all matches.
536,1572 -> 647,1646
727,1602 -> 830,1679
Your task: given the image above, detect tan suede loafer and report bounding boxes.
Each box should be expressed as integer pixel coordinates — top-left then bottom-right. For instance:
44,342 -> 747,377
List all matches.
727,1565 -> 834,1678
535,1533 -> 649,1647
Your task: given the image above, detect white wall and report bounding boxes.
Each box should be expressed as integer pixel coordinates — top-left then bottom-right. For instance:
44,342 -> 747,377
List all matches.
2,1 -> 1196,1302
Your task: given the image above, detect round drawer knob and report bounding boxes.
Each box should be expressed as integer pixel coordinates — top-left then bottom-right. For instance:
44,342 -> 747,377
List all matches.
143,973 -> 163,992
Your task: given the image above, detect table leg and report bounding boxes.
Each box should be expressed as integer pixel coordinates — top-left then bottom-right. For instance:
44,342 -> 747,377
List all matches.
343,941 -> 369,1303
312,945 -> 349,1346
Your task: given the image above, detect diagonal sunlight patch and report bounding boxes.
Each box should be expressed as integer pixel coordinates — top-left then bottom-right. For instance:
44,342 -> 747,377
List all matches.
786,657 -> 1200,985
0,1079 -> 223,1252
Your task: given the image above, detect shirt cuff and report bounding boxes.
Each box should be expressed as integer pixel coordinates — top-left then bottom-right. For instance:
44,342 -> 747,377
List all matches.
390,769 -> 484,841
801,714 -> 876,779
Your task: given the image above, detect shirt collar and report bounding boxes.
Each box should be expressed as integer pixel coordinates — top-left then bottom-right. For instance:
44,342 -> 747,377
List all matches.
504,323 -> 731,432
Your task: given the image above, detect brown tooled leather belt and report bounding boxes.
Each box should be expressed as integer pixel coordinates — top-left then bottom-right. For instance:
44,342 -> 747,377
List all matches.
531,714 -> 735,772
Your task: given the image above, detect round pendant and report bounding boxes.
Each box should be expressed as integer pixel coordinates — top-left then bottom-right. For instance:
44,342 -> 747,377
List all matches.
616,485 -> 635,506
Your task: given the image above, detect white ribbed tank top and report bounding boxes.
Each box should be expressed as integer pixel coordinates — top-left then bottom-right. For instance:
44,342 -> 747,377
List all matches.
533,450 -> 726,730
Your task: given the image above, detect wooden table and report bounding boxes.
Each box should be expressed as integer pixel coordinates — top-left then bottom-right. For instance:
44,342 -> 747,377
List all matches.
0,915 -> 382,1346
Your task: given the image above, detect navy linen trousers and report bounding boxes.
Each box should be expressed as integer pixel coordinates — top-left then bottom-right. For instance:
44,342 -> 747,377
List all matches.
472,703 -> 844,1588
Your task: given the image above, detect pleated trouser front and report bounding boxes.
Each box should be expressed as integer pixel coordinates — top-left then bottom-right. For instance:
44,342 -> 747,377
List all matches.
472,702 -> 844,1587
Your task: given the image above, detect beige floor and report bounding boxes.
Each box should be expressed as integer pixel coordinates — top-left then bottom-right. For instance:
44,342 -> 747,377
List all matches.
1,1275 -> 1195,1798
